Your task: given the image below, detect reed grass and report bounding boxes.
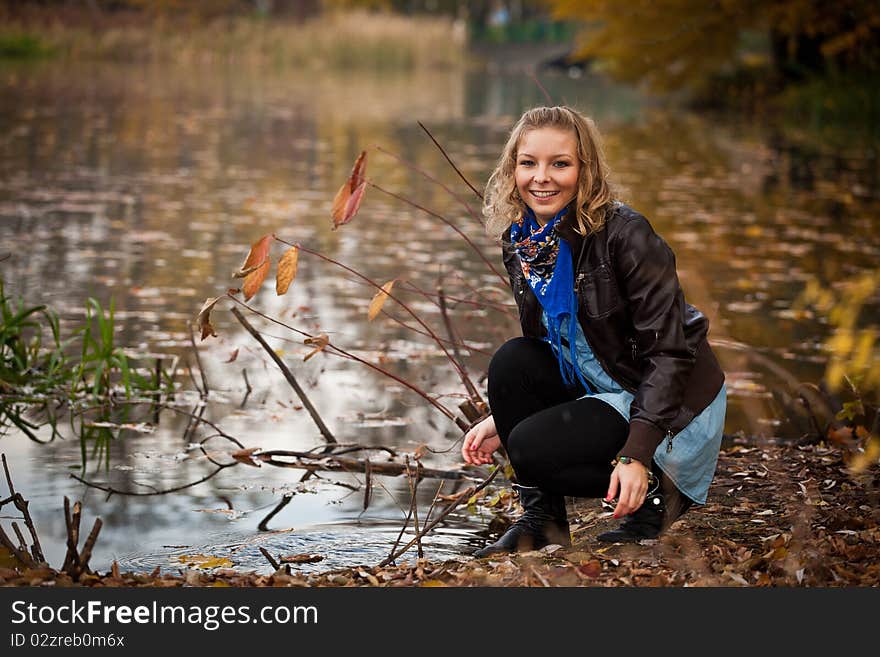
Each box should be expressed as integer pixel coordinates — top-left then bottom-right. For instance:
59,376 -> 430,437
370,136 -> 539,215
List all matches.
0,11 -> 467,69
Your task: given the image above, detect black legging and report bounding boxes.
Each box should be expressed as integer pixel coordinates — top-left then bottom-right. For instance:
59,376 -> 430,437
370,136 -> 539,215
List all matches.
488,337 -> 629,497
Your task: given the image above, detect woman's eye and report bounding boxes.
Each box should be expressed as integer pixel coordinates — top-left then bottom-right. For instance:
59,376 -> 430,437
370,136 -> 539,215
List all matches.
518,160 -> 534,166
553,161 -> 571,167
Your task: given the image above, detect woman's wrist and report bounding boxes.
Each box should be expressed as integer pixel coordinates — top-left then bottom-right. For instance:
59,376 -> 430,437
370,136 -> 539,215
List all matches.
611,455 -> 645,468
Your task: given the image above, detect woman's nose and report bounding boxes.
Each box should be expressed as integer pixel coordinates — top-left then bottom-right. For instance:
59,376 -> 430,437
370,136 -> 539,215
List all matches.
533,167 -> 550,183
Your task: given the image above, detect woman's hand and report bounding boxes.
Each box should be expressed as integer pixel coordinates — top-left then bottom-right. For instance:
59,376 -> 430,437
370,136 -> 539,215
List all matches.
461,415 -> 501,466
606,459 -> 650,518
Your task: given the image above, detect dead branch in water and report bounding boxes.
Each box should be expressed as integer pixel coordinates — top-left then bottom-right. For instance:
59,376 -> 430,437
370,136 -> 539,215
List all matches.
1,454 -> 103,579
378,466 -> 501,567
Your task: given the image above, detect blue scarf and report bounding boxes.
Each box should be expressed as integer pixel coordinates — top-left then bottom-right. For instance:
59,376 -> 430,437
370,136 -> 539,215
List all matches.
510,207 -> 589,391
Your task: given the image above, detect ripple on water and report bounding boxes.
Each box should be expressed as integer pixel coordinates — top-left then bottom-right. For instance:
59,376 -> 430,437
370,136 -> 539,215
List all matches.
117,519 -> 483,576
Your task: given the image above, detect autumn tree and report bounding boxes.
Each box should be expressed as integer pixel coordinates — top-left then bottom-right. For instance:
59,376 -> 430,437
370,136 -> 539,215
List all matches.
545,0 -> 880,92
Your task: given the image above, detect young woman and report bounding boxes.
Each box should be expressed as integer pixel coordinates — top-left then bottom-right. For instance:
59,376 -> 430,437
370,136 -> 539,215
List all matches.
463,106 -> 726,557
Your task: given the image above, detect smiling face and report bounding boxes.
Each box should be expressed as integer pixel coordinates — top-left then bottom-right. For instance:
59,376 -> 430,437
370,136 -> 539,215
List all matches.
514,126 -> 581,225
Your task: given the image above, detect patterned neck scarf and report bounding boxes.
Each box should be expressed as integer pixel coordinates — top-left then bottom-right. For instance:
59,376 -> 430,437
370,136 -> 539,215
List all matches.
510,207 -> 588,390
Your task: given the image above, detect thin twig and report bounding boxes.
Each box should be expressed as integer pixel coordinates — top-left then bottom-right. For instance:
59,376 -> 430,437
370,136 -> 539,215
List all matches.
529,71 -> 554,105
1,453 -> 14,494
377,309 -> 492,357
422,480 -> 445,530
364,182 -> 506,285
184,358 -> 203,398
288,241 -> 486,420
231,306 -> 337,444
188,324 -> 210,399
259,547 -> 280,571
438,286 -> 483,406
417,120 -> 483,201
71,463 -> 232,497
240,368 -> 252,408
1,454 -> 44,563
226,295 -> 457,423
377,467 -> 500,567
407,459 -> 424,559
374,144 -> 482,222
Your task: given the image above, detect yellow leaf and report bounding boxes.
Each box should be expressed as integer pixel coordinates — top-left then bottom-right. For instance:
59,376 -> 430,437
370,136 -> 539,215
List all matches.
368,280 -> 395,321
276,247 -> 299,296
176,554 -> 234,570
420,580 -> 448,587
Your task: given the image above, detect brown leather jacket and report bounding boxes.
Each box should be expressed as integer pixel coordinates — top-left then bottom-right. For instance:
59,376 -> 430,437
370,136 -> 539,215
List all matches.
501,203 -> 725,466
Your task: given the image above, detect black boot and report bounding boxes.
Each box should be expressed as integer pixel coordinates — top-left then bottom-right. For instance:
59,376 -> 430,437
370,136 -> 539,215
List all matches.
473,484 -> 570,558
596,472 -> 693,544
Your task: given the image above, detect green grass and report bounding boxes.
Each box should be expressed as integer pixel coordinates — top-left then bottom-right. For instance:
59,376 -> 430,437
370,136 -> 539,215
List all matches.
0,32 -> 54,60
0,278 -> 173,468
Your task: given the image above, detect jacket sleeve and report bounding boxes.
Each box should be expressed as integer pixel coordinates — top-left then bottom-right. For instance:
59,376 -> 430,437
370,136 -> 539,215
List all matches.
613,216 -> 697,467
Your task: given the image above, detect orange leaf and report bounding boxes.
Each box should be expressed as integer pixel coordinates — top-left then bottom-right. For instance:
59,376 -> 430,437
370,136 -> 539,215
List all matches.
196,296 -> 223,341
577,560 -> 602,578
368,280 -> 395,321
331,151 -> 368,229
224,348 -> 239,363
243,259 -> 270,302
303,333 -> 329,361
343,182 -> 367,226
276,246 -> 299,296
234,234 -> 272,278
349,150 -> 367,191
331,181 -> 351,228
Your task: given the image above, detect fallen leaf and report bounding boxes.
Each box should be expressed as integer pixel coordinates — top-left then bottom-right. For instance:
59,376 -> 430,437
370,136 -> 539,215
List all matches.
726,571 -> 750,586
577,560 -> 602,578
196,296 -> 223,340
368,280 -> 395,321
177,554 -> 234,570
224,348 -> 239,363
280,554 -> 324,564
276,246 -> 299,295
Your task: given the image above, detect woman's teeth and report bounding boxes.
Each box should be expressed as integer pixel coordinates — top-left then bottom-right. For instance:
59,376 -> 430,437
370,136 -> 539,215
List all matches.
531,191 -> 558,198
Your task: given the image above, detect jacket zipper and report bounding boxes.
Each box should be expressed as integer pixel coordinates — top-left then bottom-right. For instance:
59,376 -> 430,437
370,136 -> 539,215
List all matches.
665,428 -> 674,453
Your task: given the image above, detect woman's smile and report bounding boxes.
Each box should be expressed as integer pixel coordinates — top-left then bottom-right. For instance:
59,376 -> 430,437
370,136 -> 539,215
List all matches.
515,126 -> 581,224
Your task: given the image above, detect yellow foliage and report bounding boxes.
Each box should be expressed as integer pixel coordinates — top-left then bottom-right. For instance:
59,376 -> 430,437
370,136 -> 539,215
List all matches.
545,0 -> 880,92
797,270 -> 880,395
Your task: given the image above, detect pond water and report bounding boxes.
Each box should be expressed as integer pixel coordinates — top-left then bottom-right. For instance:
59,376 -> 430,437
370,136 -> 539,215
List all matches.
1,55 -> 878,575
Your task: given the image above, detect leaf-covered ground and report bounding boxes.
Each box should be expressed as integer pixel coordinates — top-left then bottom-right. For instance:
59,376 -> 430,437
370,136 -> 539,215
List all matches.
2,440 -> 878,587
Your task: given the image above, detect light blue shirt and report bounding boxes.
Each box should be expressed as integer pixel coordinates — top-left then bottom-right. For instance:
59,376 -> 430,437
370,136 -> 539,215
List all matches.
546,314 -> 726,504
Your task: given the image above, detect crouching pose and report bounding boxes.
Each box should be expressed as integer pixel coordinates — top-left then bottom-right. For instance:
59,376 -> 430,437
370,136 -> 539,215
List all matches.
463,106 -> 726,556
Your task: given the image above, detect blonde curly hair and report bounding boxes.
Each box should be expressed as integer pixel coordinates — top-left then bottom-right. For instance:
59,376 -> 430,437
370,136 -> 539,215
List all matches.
483,106 -> 617,241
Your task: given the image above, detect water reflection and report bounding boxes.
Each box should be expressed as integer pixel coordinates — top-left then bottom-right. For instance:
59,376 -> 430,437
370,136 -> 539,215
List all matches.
1,58 -> 877,574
